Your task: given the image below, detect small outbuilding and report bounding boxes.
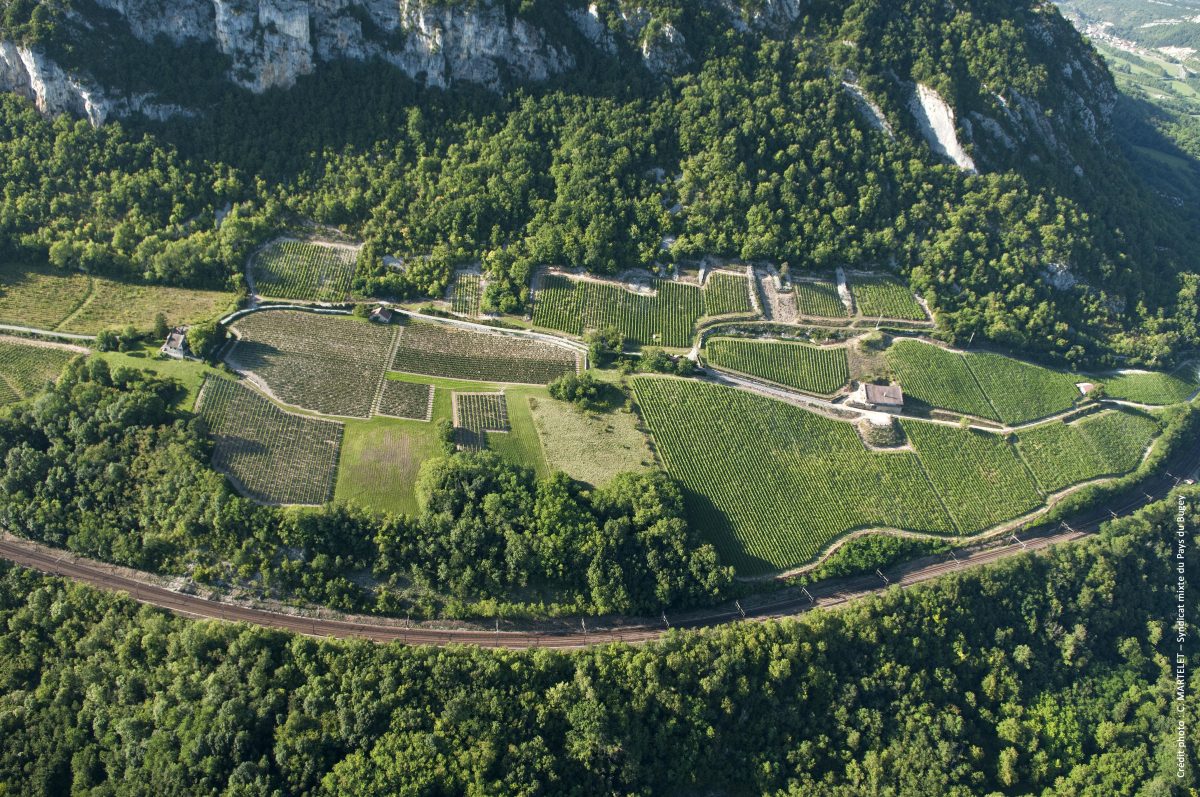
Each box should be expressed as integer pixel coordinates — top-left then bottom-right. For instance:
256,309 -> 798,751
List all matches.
851,382 -> 904,411
160,326 -> 189,359
369,306 -> 394,324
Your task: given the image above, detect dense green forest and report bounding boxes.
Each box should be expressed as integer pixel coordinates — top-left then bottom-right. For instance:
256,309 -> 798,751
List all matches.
0,358 -> 729,617
0,0 -> 1197,366
0,491 -> 1193,794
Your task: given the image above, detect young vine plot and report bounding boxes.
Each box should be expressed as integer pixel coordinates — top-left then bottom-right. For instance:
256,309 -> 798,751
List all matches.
377,380 -> 433,420
851,277 -> 926,320
252,240 -> 358,302
451,274 -> 483,316
886,340 -> 999,420
633,377 -> 955,573
196,378 -> 342,506
703,272 -> 752,316
901,420 -> 1042,533
0,340 -> 77,407
792,280 -> 848,318
1016,410 -> 1160,493
228,311 -> 396,418
531,275 -> 583,335
964,352 -> 1080,424
705,338 -> 849,395
392,322 -> 578,384
1100,370 -> 1198,405
454,392 -> 510,450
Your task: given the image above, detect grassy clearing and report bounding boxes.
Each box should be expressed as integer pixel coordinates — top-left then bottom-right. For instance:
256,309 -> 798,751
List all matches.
528,394 -> 653,487
0,262 -> 231,334
0,339 -> 79,406
705,338 -> 848,395
901,421 -> 1042,533
1016,410 -> 1161,493
964,352 -> 1080,424
486,389 -> 549,477
197,378 -> 343,506
228,310 -> 396,418
850,277 -> 925,320
792,280 -> 847,317
887,340 -> 998,419
392,321 -> 578,385
98,345 -> 216,411
252,239 -> 358,302
335,416 -> 443,516
1101,370 -> 1197,405
633,377 -> 954,574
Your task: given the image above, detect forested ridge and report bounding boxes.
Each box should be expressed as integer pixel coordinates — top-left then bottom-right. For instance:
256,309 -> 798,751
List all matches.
0,0 -> 1197,366
0,492 -> 1193,794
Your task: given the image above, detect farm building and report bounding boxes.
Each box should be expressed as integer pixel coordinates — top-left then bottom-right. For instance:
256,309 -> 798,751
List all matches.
370,306 -> 394,324
160,326 -> 189,359
851,383 -> 904,411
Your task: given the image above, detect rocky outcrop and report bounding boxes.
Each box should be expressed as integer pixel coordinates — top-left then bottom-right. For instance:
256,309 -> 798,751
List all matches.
909,84 -> 977,173
0,40 -> 189,124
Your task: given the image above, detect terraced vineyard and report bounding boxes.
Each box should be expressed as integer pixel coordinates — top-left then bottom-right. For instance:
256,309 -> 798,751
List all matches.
392,322 -> 578,384
531,275 -> 583,335
1101,370 -> 1197,405
965,352 -> 1080,424
1016,410 -> 1160,493
455,392 -> 510,450
705,338 -> 849,395
582,280 -> 705,348
851,277 -> 925,320
252,240 -> 358,302
792,280 -> 848,317
901,421 -> 1042,533
196,378 -> 343,506
533,273 -> 760,348
0,339 -> 78,407
377,380 -> 433,420
887,340 -> 998,419
703,272 -> 752,316
228,311 -> 396,417
452,274 -> 483,316
633,378 -> 955,573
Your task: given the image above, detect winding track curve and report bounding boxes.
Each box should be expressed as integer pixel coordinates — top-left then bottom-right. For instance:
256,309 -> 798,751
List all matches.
1,434 -> 1194,649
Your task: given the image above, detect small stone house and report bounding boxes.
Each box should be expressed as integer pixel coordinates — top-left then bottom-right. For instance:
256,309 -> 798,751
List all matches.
369,306 -> 394,324
160,326 -> 189,359
851,383 -> 904,411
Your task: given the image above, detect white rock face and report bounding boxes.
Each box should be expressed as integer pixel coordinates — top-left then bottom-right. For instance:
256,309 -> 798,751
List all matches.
0,40 -> 190,124
842,82 -> 893,138
909,83 -> 977,173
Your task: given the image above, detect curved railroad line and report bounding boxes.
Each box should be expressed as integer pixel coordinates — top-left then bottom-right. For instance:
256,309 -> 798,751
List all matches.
1,436 -> 1194,649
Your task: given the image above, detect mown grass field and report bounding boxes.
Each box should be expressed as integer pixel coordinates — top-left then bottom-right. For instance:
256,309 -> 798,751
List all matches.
197,377 -> 343,506
792,280 -> 847,317
705,338 -> 849,395
900,420 -> 1042,533
886,340 -> 998,419
850,277 -> 925,320
0,262 -> 231,334
252,240 -> 358,302
1016,410 -> 1160,493
634,377 -> 955,573
0,338 -> 80,407
1101,370 -> 1197,405
392,321 -> 578,385
228,310 -> 396,418
528,394 -> 653,487
335,415 -> 444,516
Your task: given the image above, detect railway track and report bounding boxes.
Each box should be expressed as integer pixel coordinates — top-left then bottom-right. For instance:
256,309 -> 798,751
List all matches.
0,442 -> 1194,649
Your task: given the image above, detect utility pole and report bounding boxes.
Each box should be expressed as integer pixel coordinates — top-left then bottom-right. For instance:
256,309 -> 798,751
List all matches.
735,600 -> 746,619
876,568 -> 889,585
801,586 -> 814,603
1010,533 -> 1026,549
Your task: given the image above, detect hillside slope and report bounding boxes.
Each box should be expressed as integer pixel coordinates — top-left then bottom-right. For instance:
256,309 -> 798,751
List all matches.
0,0 -> 1196,365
